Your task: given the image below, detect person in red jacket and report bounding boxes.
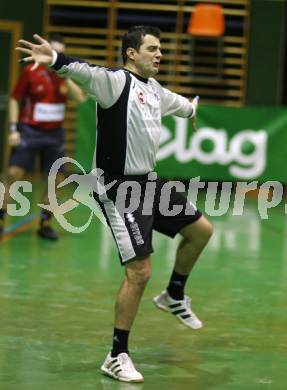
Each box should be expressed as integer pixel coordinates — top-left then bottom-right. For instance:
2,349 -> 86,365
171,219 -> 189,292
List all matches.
0,34 -> 85,240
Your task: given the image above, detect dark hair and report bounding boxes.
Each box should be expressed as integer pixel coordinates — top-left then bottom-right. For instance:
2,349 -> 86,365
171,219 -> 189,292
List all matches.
121,25 -> 161,64
48,33 -> 65,44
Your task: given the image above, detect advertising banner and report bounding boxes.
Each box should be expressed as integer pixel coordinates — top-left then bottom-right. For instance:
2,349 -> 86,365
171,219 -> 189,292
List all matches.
76,100 -> 287,181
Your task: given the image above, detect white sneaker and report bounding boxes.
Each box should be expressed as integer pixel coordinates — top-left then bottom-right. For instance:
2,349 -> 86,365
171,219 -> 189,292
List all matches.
153,290 -> 203,329
101,352 -> 144,383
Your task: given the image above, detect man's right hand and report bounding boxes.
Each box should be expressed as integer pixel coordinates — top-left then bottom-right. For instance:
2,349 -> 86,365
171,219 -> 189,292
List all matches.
16,34 -> 53,71
8,131 -> 21,147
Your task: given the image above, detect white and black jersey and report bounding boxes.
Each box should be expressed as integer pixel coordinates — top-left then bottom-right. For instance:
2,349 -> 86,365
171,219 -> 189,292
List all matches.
51,52 -> 201,264
52,52 -> 194,176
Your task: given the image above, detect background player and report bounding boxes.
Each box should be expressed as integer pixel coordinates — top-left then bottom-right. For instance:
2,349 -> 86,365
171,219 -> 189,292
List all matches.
0,34 -> 85,241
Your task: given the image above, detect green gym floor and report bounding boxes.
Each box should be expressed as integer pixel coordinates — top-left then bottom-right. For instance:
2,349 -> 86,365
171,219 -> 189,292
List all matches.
0,189 -> 286,390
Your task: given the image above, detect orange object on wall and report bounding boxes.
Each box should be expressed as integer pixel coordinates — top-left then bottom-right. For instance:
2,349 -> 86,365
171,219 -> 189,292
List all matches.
187,4 -> 225,37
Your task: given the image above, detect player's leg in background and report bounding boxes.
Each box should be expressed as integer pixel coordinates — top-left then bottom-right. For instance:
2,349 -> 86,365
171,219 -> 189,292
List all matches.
38,171 -> 65,241
0,165 -> 26,239
38,132 -> 66,241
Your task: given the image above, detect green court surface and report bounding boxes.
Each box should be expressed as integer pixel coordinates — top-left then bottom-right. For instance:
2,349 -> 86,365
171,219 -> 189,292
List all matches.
0,192 -> 286,390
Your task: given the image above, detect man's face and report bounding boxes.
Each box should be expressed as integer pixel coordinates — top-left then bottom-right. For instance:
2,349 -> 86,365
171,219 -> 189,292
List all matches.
50,41 -> 65,53
132,34 -> 162,78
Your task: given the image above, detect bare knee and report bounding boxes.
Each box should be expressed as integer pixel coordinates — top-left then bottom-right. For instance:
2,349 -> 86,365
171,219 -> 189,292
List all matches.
181,217 -> 213,247
200,220 -> 214,243
125,257 -> 152,286
8,166 -> 25,182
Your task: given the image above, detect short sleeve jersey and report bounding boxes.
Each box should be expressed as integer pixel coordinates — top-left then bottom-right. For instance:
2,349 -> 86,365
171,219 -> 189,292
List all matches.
12,64 -> 68,130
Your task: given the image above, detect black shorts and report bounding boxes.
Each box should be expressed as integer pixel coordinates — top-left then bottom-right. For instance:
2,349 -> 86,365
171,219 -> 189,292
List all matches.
9,123 -> 66,173
94,174 -> 202,265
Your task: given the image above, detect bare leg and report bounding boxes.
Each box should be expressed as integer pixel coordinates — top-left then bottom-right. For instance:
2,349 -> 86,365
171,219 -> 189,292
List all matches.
0,166 -> 26,238
38,173 -> 65,240
115,256 -> 152,330
102,258 -> 150,381
42,172 -> 65,205
2,166 -> 26,210
175,215 -> 213,275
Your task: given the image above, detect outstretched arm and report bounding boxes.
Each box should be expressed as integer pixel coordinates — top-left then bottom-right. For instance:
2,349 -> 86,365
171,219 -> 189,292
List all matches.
158,80 -> 200,128
16,34 -> 126,108
16,34 -> 54,70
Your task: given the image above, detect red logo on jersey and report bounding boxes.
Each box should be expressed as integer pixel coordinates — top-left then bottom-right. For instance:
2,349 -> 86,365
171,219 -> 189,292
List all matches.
137,91 -> 146,104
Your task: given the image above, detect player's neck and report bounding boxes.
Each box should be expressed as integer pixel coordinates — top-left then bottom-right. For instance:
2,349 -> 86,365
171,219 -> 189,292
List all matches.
124,63 -> 148,80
